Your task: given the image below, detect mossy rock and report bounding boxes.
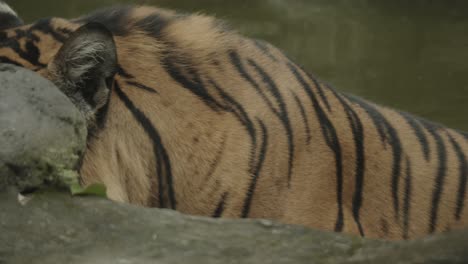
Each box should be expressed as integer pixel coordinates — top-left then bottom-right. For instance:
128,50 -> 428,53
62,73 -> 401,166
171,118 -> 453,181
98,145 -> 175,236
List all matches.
0,64 -> 86,191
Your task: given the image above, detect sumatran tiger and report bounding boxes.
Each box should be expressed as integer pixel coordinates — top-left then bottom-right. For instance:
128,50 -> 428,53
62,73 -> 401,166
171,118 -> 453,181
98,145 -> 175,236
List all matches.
0,2 -> 466,240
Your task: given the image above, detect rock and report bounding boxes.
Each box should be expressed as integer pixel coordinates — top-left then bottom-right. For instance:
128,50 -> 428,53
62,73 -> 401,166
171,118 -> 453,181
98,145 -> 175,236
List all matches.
0,64 -> 86,192
0,189 -> 467,264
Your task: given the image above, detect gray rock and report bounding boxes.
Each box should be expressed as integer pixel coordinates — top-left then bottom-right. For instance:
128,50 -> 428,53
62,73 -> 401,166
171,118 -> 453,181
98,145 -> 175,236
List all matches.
0,189 -> 467,264
0,64 -> 86,191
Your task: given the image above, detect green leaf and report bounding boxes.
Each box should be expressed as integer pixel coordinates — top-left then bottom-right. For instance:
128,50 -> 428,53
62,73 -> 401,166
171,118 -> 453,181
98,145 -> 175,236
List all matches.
70,183 -> 107,198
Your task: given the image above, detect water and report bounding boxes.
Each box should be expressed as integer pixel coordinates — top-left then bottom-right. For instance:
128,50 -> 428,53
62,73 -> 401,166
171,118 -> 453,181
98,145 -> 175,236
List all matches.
13,0 -> 468,131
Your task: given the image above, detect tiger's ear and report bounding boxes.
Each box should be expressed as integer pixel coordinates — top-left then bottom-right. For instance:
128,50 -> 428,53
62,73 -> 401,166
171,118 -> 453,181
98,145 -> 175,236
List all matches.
0,1 -> 23,30
52,22 -> 117,86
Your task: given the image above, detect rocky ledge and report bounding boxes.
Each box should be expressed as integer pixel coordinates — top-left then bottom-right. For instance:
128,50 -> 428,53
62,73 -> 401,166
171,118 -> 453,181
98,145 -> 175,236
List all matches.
1,189 -> 468,264
0,64 -> 467,264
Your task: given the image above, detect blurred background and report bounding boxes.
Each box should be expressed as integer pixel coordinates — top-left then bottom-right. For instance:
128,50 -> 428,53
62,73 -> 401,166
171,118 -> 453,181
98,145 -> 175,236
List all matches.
12,0 -> 468,130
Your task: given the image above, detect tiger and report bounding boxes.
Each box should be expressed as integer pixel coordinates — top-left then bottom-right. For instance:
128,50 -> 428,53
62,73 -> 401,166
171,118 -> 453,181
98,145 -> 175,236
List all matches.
0,2 -> 466,240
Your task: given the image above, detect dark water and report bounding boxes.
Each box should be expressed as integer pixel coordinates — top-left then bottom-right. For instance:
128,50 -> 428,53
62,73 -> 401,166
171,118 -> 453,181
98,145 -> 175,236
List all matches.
13,0 -> 468,130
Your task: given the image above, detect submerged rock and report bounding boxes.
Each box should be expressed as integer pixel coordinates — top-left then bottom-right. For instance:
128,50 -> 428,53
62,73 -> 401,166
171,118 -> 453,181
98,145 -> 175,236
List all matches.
0,64 -> 86,192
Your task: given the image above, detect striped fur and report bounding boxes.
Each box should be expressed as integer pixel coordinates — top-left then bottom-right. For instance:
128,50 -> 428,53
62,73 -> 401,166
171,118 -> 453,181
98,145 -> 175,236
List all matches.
0,4 -> 466,240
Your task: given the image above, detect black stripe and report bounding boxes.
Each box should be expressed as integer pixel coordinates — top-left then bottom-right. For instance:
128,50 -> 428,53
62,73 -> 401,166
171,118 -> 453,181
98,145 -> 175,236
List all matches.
209,79 -> 264,219
403,156 -> 412,240
201,133 -> 227,184
126,81 -> 158,93
134,13 -> 170,39
302,71 -> 331,112
252,39 -> 278,62
424,124 -> 447,234
213,192 -> 228,218
0,21 -> 62,68
4,38 -> 46,68
292,93 -> 312,145
400,112 -> 431,161
287,62 -> 345,232
247,59 -> 295,185
209,79 -> 256,141
345,95 -> 387,145
117,65 -> 134,78
273,52 -> 331,112
209,79 -> 257,161
242,119 -> 268,218
345,95 -> 403,220
330,89 -> 365,236
209,79 -> 259,189
24,41 -> 45,67
447,133 -> 467,220
114,82 -> 176,209
162,55 -> 224,111
31,18 -> 68,43
229,51 -> 280,115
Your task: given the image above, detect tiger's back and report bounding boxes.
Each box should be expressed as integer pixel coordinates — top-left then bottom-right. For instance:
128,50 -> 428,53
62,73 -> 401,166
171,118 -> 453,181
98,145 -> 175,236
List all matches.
0,3 -> 466,240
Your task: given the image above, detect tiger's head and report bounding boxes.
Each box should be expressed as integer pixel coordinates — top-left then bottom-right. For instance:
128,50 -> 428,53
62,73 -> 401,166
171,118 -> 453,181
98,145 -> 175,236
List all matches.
0,1 -> 118,130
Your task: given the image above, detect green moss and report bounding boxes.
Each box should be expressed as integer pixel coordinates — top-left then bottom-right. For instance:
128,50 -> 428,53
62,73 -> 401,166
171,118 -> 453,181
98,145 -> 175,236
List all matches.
70,183 -> 107,198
